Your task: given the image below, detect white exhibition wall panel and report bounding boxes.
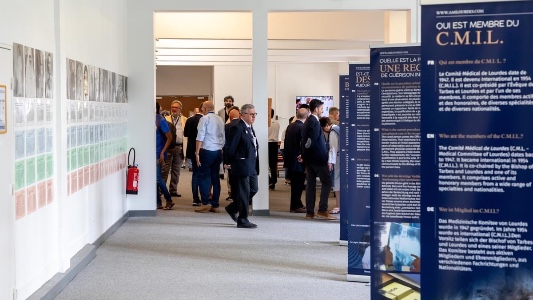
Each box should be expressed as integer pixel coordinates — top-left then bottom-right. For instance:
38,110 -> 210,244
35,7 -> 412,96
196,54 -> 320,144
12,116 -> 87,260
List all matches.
0,1 -> 59,299
213,65 -> 253,111
59,0 -> 129,271
0,0 -> 129,299
274,63 -> 340,130
0,46 -> 16,300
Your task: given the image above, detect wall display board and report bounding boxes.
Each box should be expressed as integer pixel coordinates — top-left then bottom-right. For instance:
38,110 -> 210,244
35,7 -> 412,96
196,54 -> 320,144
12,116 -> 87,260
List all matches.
12,43 -> 55,220
369,45 -> 421,299
421,1 -> 533,298
346,64 -> 372,282
0,85 -> 6,133
65,58 -> 129,196
339,75 -> 350,244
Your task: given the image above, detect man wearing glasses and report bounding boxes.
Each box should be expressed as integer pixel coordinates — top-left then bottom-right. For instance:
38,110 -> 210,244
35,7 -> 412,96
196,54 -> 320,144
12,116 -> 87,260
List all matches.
162,100 -> 188,199
224,104 -> 260,228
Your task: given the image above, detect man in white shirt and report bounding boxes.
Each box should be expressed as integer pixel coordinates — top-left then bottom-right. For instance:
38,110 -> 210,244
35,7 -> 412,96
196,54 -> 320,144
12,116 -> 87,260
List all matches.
195,101 -> 225,213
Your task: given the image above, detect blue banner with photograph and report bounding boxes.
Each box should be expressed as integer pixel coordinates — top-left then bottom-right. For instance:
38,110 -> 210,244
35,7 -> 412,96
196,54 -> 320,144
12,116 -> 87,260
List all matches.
421,1 -> 533,299
346,64 -> 373,280
369,46 -> 421,299
339,75 -> 350,243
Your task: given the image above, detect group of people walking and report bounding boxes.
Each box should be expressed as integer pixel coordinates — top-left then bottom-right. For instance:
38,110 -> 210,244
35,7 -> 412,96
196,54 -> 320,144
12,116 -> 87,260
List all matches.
155,96 -> 341,228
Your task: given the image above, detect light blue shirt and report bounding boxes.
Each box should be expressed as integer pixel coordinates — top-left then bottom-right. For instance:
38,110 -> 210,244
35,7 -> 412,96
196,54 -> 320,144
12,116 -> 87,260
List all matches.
196,112 -> 225,151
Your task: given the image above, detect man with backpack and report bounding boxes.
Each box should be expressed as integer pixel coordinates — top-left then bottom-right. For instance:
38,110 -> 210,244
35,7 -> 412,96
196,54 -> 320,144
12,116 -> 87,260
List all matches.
162,100 -> 187,201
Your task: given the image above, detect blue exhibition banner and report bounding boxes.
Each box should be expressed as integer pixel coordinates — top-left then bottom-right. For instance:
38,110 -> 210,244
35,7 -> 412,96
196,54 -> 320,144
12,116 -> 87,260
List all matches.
339,75 -> 350,243
421,2 -> 533,299
369,46 -> 421,299
347,64 -> 372,281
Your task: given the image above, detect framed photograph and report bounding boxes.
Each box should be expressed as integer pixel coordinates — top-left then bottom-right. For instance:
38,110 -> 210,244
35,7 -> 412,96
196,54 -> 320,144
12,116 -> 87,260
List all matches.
0,85 -> 6,133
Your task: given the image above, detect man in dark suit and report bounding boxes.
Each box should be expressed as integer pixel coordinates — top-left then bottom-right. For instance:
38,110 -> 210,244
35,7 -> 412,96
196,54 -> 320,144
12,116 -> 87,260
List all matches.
223,107 -> 241,202
183,103 -> 204,206
301,99 -> 335,220
284,107 -> 308,213
224,104 -> 259,228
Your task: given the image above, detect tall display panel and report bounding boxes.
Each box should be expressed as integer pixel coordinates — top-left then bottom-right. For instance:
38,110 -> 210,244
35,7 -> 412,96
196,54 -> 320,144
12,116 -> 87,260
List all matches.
346,64 -> 372,282
421,1 -> 533,298
369,45 -> 421,299
339,74 -> 350,244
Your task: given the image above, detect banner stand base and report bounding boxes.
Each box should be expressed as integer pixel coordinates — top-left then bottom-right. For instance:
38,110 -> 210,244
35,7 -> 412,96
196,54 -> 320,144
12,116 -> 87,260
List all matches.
339,240 -> 347,246
347,274 -> 370,283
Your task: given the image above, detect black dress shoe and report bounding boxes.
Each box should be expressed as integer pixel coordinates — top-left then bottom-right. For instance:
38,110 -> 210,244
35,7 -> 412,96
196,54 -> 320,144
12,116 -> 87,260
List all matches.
237,222 -> 257,229
225,206 -> 238,223
170,193 -> 181,197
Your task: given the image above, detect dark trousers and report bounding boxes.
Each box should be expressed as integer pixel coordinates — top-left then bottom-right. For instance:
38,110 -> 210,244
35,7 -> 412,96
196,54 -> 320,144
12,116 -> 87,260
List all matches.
226,174 -> 258,222
198,149 -> 222,207
190,158 -> 200,201
289,170 -> 306,211
305,163 -> 332,214
268,142 -> 279,186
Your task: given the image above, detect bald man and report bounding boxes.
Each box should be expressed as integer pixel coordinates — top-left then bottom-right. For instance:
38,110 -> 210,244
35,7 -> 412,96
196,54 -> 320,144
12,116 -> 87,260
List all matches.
195,101 -> 226,213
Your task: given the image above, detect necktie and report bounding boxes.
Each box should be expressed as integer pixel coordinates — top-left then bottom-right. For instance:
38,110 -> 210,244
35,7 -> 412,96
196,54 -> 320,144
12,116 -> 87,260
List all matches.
249,126 -> 257,156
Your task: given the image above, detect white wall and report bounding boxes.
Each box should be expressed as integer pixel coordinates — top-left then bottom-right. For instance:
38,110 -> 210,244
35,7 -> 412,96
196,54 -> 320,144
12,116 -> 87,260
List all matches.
0,45 -> 16,300
0,0 -> 128,298
59,0 -> 129,272
213,65 -> 252,110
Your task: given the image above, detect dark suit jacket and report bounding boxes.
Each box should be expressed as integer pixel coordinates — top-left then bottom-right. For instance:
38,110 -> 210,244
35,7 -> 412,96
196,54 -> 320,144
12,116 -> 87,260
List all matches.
223,118 -> 241,165
224,119 -> 259,176
183,113 -> 203,160
301,115 -> 328,165
283,120 -> 305,172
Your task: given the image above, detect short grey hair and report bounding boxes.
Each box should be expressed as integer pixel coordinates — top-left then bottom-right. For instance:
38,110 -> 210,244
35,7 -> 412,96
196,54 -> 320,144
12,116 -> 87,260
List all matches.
241,104 -> 255,114
171,100 -> 182,108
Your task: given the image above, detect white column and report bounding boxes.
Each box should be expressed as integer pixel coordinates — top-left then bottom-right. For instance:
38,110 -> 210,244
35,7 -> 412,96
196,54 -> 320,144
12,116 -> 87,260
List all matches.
384,11 -> 411,44
251,7 -> 270,215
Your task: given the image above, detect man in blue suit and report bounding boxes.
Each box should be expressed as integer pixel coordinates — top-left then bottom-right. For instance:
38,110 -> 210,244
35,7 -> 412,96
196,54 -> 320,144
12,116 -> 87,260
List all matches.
301,99 -> 335,220
224,104 -> 260,228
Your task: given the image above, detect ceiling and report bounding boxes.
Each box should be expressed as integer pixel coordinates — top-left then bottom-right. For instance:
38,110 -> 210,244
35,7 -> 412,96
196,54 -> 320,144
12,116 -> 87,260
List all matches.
154,11 -> 389,66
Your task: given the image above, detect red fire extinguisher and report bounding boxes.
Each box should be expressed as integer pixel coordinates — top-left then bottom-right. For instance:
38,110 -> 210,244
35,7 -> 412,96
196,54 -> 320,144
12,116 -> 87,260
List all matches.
126,148 -> 139,194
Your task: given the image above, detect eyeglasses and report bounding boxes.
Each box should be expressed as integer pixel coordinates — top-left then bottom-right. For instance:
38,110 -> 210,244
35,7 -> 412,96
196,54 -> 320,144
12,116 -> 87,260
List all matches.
243,113 -> 258,117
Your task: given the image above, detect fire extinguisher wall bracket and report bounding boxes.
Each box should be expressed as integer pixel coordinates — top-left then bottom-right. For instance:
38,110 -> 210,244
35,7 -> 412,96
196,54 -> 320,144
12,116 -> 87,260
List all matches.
126,148 -> 139,194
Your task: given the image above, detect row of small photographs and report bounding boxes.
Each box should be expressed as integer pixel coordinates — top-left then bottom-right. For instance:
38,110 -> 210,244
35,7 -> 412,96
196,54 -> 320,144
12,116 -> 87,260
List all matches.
13,43 -> 54,99
66,141 -> 127,171
67,101 -> 128,123
67,124 -> 127,148
15,128 -> 53,159
15,180 -> 54,220
66,59 -> 128,103
14,155 -> 54,190
66,154 -> 127,196
13,98 -> 53,127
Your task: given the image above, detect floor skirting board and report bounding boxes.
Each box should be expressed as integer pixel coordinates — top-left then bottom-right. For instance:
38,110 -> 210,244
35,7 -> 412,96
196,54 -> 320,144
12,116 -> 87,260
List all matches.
27,210 -> 151,300
27,245 -> 96,300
